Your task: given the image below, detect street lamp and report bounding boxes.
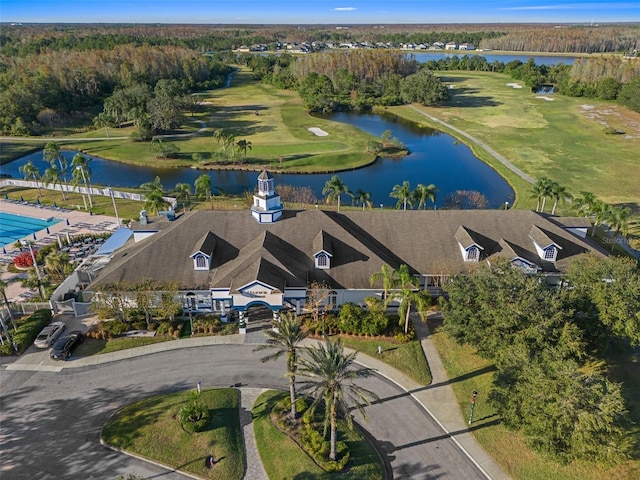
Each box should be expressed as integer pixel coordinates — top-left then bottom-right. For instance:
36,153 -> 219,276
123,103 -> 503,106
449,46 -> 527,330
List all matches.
107,187 -> 121,226
76,165 -> 93,208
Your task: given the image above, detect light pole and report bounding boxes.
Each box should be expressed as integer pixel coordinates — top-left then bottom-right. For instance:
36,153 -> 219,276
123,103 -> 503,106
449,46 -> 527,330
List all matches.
107,187 -> 121,226
76,166 -> 93,208
468,391 -> 478,425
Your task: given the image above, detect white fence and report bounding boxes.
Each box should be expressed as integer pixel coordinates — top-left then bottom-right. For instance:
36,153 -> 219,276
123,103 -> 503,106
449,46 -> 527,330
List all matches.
0,179 -> 177,209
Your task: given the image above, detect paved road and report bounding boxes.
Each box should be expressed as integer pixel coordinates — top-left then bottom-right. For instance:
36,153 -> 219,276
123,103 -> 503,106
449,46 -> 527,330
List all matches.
1,345 -> 485,480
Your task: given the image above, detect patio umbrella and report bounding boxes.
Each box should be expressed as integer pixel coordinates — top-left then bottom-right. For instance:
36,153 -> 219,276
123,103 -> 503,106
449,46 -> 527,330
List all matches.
2,246 -> 6,254
66,219 -> 70,226
46,227 -> 50,234
32,233 -> 37,240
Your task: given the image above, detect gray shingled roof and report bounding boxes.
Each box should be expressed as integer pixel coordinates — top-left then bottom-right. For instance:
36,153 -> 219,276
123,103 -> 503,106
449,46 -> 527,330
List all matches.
88,209 -> 607,291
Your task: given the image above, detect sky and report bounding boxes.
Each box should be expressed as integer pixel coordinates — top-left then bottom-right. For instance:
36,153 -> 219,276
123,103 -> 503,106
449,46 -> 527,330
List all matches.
2,1 -> 639,24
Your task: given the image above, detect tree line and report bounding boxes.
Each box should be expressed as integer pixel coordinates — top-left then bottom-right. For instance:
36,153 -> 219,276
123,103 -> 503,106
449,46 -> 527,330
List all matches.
0,44 -> 231,135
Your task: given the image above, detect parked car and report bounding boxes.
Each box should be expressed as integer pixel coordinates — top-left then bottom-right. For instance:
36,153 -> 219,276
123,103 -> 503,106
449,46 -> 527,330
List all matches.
50,331 -> 84,360
34,321 -> 66,348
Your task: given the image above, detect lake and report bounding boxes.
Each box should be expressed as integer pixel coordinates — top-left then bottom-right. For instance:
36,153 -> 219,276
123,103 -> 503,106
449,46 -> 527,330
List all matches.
3,112 -> 514,209
412,51 -> 577,66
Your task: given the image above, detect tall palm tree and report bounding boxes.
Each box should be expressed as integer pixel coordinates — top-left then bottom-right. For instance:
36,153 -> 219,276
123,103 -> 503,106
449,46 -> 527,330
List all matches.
224,133 -> 236,159
608,205 -> 631,251
549,182 -> 572,215
43,165 -> 67,201
140,176 -> 169,215
43,142 -> 68,178
93,112 -> 115,140
71,153 -> 93,207
174,182 -> 192,212
592,199 -> 611,237
0,266 -> 16,331
298,339 -> 377,462
529,177 -> 553,212
44,250 -> 73,283
19,161 -> 42,196
413,183 -> 438,210
236,139 -> 252,161
212,128 -> 226,149
194,174 -> 214,209
369,263 -> 399,304
390,181 -> 413,210
253,312 -> 309,419
572,191 -> 598,218
394,264 -> 431,334
354,189 -> 373,211
323,175 -> 350,212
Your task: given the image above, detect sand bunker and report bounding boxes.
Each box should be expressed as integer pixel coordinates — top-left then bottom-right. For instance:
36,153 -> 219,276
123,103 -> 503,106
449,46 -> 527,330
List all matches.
536,96 -> 555,101
581,104 -> 595,110
308,127 -> 329,137
506,83 -> 523,89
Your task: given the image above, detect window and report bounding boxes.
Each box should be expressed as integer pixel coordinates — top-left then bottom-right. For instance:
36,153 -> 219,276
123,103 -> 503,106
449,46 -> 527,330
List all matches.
195,255 -> 207,268
328,291 -> 337,310
544,246 -> 556,260
467,246 -> 478,261
317,254 -> 327,268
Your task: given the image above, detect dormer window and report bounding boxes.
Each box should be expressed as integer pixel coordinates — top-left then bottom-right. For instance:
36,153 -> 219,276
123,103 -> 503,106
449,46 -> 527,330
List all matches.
544,246 -> 557,261
315,252 -> 331,269
466,246 -> 479,261
195,254 -> 207,268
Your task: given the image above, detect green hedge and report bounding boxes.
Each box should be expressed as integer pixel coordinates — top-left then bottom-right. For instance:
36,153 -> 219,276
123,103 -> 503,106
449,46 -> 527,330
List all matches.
0,309 -> 52,355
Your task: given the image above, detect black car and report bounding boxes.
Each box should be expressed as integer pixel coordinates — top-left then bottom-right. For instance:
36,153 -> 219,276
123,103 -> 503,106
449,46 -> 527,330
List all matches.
50,331 -> 84,360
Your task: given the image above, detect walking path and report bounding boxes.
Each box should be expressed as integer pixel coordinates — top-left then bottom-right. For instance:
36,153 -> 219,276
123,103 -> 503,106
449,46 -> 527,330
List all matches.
408,104 -> 536,184
4,311 -> 511,480
239,388 -> 269,480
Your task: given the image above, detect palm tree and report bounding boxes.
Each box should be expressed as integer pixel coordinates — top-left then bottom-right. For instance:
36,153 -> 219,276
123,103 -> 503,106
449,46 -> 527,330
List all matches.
43,165 -> 67,201
194,174 -> 214,209
236,139 -> 252,161
608,205 -> 632,251
394,264 -> 431,334
549,182 -> 572,215
369,263 -> 399,304
529,177 -> 553,212
71,154 -> 93,207
253,312 -> 309,419
0,266 -> 16,331
413,183 -> 438,210
212,128 -> 226,149
354,189 -> 373,211
298,339 -> 377,462
93,112 -> 115,140
43,142 -> 68,178
19,161 -> 42,196
44,250 -> 73,283
390,181 -> 413,210
174,182 -> 192,212
224,133 -> 236,159
572,191 -> 598,217
140,176 -> 169,215
592,199 -> 611,237
323,175 -> 350,212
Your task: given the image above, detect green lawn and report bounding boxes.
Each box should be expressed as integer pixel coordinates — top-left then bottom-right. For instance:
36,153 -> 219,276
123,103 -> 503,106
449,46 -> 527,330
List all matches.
388,71 -> 640,212
75,336 -> 171,357
102,388 -> 244,480
252,390 -> 384,480
431,327 -> 640,480
340,336 -> 432,385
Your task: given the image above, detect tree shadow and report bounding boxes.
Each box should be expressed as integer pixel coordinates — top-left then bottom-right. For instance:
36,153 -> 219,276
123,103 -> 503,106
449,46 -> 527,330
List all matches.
445,88 -> 502,108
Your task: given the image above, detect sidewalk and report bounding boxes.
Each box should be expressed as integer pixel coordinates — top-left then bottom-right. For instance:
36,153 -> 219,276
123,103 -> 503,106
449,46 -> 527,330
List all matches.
3,316 -> 511,480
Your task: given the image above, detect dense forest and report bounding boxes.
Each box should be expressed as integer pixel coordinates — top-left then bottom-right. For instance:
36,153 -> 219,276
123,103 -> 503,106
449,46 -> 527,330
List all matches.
1,23 -> 638,134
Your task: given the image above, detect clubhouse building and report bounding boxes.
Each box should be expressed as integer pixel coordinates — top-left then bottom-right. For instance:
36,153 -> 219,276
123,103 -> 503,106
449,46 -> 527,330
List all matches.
86,171 -> 603,324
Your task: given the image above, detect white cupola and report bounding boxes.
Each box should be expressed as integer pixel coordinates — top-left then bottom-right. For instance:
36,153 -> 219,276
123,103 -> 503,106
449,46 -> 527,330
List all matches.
251,170 -> 283,223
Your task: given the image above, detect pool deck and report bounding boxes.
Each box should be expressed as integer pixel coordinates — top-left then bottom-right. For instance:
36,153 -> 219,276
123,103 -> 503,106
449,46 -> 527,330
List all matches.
0,200 -> 121,302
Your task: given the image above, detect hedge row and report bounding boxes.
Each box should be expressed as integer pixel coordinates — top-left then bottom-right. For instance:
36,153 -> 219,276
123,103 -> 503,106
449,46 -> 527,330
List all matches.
0,309 -> 52,355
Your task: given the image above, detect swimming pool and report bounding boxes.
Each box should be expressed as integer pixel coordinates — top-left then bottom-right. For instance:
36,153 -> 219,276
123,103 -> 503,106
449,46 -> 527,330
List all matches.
0,211 -> 61,247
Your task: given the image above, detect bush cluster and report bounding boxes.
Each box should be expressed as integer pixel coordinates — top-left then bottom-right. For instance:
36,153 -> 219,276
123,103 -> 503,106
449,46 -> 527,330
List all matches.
0,309 -> 52,355
178,394 -> 211,433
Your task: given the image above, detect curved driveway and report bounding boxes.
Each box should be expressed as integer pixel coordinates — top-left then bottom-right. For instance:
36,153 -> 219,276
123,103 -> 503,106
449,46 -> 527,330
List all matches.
1,344 -> 485,480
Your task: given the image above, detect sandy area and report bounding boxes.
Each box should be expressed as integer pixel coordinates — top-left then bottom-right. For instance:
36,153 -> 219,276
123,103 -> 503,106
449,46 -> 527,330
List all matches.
535,96 -> 555,101
506,83 -> 523,89
308,127 -> 329,137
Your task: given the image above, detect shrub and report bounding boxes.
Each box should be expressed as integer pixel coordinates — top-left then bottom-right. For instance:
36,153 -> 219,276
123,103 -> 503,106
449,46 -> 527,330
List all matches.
99,319 -> 130,337
13,250 -> 35,268
0,309 -> 52,355
178,393 -> 211,433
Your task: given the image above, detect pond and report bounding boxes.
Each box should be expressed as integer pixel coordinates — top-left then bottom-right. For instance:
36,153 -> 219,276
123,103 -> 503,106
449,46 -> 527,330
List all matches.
3,112 -> 514,208
413,52 -> 577,66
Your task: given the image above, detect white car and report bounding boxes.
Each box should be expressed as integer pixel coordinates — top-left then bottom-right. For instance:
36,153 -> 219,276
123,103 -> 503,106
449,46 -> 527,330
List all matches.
34,321 -> 66,348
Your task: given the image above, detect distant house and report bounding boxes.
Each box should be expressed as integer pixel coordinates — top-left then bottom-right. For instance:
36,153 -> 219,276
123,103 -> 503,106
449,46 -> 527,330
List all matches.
445,42 -> 458,50
459,43 -> 475,51
85,171 -> 607,327
432,42 -> 445,50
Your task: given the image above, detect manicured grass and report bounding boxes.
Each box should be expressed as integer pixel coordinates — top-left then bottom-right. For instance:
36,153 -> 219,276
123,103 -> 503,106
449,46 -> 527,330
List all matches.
340,336 -> 432,385
388,71 -> 640,213
102,388 -> 244,480
75,336 -> 171,356
252,390 -> 384,480
431,327 -> 640,480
